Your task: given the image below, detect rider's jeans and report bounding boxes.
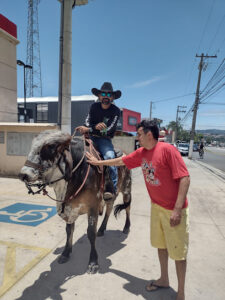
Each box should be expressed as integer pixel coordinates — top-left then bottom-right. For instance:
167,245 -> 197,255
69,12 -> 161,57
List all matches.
91,136 -> 118,193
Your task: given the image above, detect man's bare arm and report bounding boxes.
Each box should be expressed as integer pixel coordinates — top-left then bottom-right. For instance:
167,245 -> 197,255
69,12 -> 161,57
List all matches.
175,176 -> 190,209
170,176 -> 190,227
86,152 -> 125,166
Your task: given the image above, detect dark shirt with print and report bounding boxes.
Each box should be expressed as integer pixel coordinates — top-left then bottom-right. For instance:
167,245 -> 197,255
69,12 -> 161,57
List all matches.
85,102 -> 120,138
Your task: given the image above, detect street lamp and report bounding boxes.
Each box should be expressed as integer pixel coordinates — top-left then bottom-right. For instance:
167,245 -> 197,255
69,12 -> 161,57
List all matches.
17,59 -> 32,122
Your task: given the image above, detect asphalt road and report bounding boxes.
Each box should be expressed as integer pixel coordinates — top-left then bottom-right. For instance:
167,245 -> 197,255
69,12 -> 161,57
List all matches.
192,147 -> 225,172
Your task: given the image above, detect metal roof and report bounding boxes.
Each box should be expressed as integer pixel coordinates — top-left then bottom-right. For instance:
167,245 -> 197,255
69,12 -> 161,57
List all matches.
17,95 -> 97,103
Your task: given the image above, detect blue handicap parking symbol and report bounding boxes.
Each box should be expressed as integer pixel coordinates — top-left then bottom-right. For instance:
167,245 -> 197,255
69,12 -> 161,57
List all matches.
0,203 -> 57,227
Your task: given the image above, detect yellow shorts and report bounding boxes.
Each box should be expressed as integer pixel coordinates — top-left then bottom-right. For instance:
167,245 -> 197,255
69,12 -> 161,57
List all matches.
151,203 -> 189,260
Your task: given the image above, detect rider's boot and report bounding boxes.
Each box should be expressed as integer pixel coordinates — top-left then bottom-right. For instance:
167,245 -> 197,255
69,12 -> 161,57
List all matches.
103,180 -> 116,200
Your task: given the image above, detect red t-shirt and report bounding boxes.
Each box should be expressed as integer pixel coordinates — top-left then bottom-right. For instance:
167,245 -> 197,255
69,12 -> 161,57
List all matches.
122,142 -> 189,210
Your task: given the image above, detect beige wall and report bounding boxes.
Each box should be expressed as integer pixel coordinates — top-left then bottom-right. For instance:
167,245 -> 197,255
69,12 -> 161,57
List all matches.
0,28 -> 19,122
0,123 -> 58,177
112,136 -> 136,154
0,125 -> 135,177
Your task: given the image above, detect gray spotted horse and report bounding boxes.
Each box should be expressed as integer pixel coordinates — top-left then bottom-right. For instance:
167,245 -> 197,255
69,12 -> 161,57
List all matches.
19,130 -> 132,274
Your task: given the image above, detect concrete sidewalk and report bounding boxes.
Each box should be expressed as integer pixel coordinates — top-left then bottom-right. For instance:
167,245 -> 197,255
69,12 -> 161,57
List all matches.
0,158 -> 225,300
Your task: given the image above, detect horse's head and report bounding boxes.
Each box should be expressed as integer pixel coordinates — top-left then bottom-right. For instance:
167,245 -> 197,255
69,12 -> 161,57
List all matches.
19,130 -> 73,184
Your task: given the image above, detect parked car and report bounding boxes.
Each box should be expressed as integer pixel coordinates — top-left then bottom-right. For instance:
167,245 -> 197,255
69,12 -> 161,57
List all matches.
193,143 -> 198,152
169,143 -> 177,148
177,143 -> 189,156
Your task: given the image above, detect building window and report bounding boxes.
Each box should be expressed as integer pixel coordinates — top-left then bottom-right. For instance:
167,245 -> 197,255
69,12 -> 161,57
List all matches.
37,103 -> 48,122
128,116 -> 137,126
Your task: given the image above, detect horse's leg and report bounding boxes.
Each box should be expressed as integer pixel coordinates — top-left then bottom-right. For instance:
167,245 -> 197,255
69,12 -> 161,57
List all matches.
122,193 -> 131,234
58,222 -> 75,264
97,199 -> 114,236
87,207 -> 99,274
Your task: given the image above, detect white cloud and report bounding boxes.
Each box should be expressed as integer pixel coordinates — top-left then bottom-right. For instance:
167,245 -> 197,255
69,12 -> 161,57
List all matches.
127,76 -> 163,88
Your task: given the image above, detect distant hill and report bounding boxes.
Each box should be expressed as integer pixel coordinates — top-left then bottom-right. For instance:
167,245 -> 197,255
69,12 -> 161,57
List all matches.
196,129 -> 225,135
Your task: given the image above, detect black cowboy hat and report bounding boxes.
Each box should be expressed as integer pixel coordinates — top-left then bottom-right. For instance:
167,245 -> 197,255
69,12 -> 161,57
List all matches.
91,82 -> 122,99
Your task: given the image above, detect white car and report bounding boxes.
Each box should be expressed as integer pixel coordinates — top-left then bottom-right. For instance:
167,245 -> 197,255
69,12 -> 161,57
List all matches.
177,143 -> 189,156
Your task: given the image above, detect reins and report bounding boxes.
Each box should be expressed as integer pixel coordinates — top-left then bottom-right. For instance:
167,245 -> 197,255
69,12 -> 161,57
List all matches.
24,129 -> 103,203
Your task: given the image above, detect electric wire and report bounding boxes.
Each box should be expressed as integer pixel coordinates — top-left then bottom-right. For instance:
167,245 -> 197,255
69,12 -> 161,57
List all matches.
207,12 -> 225,53
200,58 -> 225,94
152,93 -> 194,103
196,0 -> 216,54
184,0 -> 215,99
199,58 -> 225,102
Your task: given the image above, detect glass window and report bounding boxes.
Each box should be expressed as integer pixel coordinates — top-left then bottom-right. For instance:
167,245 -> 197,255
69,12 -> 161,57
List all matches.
36,103 -> 48,122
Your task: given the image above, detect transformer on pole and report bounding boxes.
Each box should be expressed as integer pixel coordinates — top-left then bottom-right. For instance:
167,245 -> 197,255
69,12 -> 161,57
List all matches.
26,0 -> 42,98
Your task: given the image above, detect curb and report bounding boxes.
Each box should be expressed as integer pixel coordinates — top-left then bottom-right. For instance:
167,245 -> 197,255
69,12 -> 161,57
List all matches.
192,159 -> 225,182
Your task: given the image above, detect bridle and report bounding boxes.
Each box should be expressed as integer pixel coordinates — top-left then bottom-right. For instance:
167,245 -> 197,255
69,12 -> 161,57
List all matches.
23,133 -> 103,202
24,151 -> 69,201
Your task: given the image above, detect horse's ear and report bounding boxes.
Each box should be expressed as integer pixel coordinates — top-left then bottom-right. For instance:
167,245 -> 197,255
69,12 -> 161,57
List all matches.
63,149 -> 73,181
40,143 -> 58,161
57,134 -> 72,153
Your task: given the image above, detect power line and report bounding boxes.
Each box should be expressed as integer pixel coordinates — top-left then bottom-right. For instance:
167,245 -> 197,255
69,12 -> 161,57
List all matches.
181,104 -> 194,122
197,0 -> 216,54
184,58 -> 198,94
152,93 -> 194,103
201,82 -> 225,103
199,58 -> 225,103
215,35 -> 225,55
200,58 -> 225,96
201,102 -> 225,105
207,12 -> 225,53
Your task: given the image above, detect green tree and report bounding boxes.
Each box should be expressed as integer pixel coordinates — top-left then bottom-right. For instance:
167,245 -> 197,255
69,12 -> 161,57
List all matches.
179,130 -> 190,142
166,121 -> 177,132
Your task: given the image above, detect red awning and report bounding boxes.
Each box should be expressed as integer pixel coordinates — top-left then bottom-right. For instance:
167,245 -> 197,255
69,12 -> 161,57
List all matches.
0,14 -> 17,39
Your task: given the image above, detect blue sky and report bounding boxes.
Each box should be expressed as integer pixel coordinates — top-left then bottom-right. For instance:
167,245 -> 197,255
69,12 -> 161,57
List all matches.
2,0 -> 225,130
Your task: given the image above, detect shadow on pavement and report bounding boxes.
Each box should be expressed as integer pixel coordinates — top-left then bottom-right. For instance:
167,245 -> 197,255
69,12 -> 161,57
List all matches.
109,268 -> 177,300
15,230 -> 128,300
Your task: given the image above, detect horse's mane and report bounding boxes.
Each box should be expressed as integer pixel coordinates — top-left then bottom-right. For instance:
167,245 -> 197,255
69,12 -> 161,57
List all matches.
31,130 -> 71,152
70,137 -> 85,164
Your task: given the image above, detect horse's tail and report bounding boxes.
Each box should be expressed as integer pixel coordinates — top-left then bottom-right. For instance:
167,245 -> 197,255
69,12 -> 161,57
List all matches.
114,199 -> 131,218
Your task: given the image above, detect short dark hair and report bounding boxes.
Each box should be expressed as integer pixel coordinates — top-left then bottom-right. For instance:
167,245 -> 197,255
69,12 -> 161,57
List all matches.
136,120 -> 159,140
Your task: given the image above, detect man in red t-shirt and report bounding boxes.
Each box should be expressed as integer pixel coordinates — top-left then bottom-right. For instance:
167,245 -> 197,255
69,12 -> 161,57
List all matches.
86,120 -> 190,300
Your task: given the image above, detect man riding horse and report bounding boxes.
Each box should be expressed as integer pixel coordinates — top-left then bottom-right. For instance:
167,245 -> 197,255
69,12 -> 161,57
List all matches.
77,82 -> 121,200
18,83 -> 132,273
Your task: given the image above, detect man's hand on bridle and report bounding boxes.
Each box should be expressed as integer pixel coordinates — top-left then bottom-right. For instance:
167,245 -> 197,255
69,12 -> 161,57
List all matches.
76,126 -> 90,134
95,123 -> 107,131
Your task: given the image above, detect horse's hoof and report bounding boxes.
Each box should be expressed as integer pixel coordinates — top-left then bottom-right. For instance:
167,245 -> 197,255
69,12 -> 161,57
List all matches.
123,228 -> 130,235
97,230 -> 104,237
87,262 -> 99,274
58,255 -> 70,264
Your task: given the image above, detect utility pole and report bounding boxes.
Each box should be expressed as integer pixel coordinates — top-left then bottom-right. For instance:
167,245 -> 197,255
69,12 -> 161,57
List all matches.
150,101 -> 153,120
174,105 -> 186,142
58,0 -> 73,133
58,0 -> 88,133
188,53 -> 217,159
